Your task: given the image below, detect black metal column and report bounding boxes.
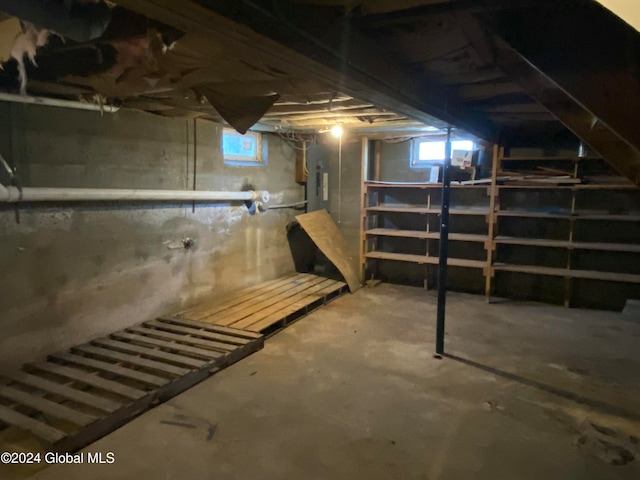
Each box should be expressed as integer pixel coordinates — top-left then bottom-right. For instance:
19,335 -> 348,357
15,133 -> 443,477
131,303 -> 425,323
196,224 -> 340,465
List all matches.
435,127 -> 452,356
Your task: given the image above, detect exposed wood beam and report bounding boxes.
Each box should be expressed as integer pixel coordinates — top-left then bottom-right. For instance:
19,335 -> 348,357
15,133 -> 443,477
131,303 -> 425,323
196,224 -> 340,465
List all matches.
267,110 -> 399,121
477,4 -> 640,154
115,0 -> 496,140
358,0 -> 557,26
457,14 -> 640,186
458,82 -> 524,101
265,100 -> 374,115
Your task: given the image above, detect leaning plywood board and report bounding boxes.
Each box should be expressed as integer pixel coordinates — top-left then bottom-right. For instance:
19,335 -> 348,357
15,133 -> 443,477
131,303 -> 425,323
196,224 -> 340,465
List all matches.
296,209 -> 360,292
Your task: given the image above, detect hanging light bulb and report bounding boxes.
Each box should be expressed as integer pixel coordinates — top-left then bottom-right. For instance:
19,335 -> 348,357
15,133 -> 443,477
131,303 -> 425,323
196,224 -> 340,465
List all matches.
331,125 -> 343,138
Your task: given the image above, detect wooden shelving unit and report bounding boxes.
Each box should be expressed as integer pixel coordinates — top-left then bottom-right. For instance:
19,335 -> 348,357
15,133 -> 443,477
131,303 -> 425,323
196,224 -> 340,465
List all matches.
486,149 -> 640,306
360,145 -> 640,308
361,181 -> 490,289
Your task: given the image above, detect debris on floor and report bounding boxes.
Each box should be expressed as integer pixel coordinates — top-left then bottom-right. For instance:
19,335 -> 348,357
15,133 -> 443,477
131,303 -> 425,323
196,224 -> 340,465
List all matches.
366,279 -> 382,288
574,421 -> 638,466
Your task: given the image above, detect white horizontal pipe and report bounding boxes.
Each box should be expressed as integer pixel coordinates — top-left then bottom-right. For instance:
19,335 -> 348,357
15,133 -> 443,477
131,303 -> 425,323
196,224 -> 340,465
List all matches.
0,185 -> 270,204
0,93 -> 119,113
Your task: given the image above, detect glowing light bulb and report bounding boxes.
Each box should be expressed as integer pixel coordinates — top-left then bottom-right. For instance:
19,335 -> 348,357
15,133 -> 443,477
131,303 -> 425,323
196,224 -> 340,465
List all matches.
331,125 -> 343,138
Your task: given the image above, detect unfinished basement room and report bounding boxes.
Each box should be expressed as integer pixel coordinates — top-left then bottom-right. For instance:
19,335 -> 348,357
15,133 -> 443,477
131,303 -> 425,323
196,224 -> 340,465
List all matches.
0,0 -> 639,478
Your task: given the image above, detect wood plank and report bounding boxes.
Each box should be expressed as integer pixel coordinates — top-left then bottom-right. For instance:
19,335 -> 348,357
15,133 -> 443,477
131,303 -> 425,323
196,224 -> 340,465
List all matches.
0,385 -> 97,426
50,353 -> 168,388
494,236 -> 640,253
492,263 -> 640,283
497,210 -> 571,219
112,331 -> 222,360
30,362 -> 146,401
500,155 -> 598,161
2,371 -> 121,413
211,275 -> 330,327
486,144 -> 500,302
366,229 -> 487,242
91,338 -> 206,369
367,206 -> 490,215
127,326 -> 233,353
181,273 -> 307,320
579,214 -> 640,221
0,404 -> 66,444
185,273 -> 312,321
296,210 -> 360,293
155,318 -> 254,342
497,184 -> 636,190
247,281 -> 346,332
182,273 -> 309,321
158,317 -> 262,339
497,211 -> 640,221
200,275 -> 325,326
231,279 -> 338,330
365,251 -> 486,268
360,137 -> 369,285
142,321 -> 241,351
365,181 -> 487,189
72,345 -> 189,377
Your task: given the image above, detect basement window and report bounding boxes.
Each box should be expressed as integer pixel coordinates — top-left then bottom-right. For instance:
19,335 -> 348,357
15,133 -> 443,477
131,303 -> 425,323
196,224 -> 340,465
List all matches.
411,139 -> 474,168
222,128 -> 266,166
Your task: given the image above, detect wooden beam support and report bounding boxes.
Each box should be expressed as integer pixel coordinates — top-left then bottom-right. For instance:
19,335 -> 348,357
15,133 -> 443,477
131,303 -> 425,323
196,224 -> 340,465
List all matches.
457,14 -> 640,187
476,4 -> 640,154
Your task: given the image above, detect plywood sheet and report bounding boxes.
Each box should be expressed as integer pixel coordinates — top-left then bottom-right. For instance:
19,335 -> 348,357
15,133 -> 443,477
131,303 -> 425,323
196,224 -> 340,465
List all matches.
295,209 -> 360,292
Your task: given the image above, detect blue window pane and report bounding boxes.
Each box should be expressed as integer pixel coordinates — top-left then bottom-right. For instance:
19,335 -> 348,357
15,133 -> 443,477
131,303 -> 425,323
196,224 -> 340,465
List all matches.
223,132 -> 256,157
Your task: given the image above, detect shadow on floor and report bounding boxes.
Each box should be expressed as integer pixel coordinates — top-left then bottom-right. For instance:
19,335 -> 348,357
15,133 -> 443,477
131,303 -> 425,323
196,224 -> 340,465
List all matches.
443,353 -> 640,422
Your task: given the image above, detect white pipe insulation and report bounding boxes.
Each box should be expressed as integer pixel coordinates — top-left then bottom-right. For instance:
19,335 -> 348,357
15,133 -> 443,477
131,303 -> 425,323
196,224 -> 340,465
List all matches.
0,93 -> 120,113
0,184 -> 270,204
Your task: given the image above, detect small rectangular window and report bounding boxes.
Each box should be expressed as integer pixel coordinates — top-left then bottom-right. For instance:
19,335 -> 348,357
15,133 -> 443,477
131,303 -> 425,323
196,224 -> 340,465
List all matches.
411,139 -> 474,168
223,128 -> 265,166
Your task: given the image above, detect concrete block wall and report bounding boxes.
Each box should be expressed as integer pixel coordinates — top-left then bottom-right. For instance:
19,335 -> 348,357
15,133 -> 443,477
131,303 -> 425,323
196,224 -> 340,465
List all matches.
0,103 -> 302,369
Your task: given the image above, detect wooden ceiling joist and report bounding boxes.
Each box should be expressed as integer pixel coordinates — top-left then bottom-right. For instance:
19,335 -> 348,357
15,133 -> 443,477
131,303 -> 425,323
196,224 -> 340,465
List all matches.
114,0 -> 496,140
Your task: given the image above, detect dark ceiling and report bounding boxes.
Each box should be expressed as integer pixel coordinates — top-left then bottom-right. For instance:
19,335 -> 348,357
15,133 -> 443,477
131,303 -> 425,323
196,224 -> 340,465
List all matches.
0,0 -> 638,183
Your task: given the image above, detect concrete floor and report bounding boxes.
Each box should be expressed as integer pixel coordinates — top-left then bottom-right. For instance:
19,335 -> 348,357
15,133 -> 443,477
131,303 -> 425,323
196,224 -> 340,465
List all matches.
10,284 -> 640,479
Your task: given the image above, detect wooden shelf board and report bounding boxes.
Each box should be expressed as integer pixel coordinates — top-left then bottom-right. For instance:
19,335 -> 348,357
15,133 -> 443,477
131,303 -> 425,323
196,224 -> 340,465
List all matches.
367,206 -> 489,216
497,184 -> 636,190
365,182 -> 487,189
496,211 -> 570,219
365,251 -> 486,268
499,156 -> 600,162
494,236 -> 640,253
496,211 -> 640,221
367,206 -> 435,214
492,263 -> 640,283
578,214 -> 640,222
366,229 -> 487,243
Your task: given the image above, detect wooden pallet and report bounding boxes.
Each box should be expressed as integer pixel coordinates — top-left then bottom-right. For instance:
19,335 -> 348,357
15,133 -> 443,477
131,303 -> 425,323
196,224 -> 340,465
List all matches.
0,318 -> 263,452
179,273 -> 348,333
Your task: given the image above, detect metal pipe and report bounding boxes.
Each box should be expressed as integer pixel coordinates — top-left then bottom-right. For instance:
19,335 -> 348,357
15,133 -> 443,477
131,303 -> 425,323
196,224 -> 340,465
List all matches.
435,126 -> 452,356
0,93 -> 119,114
0,186 -> 269,204
337,134 -> 342,223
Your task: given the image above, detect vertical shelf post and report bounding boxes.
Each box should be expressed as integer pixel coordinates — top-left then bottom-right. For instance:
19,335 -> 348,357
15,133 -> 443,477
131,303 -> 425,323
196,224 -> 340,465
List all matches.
485,144 -> 500,302
359,137 -> 369,285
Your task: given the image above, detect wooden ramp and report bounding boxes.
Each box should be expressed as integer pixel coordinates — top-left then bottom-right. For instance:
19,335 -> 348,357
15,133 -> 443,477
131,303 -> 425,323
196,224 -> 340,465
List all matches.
0,319 -> 262,452
178,273 -> 348,333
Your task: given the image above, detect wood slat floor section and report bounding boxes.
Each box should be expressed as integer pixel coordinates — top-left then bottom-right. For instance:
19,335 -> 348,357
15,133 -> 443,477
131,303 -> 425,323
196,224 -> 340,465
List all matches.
0,319 -> 263,452
178,273 -> 348,333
